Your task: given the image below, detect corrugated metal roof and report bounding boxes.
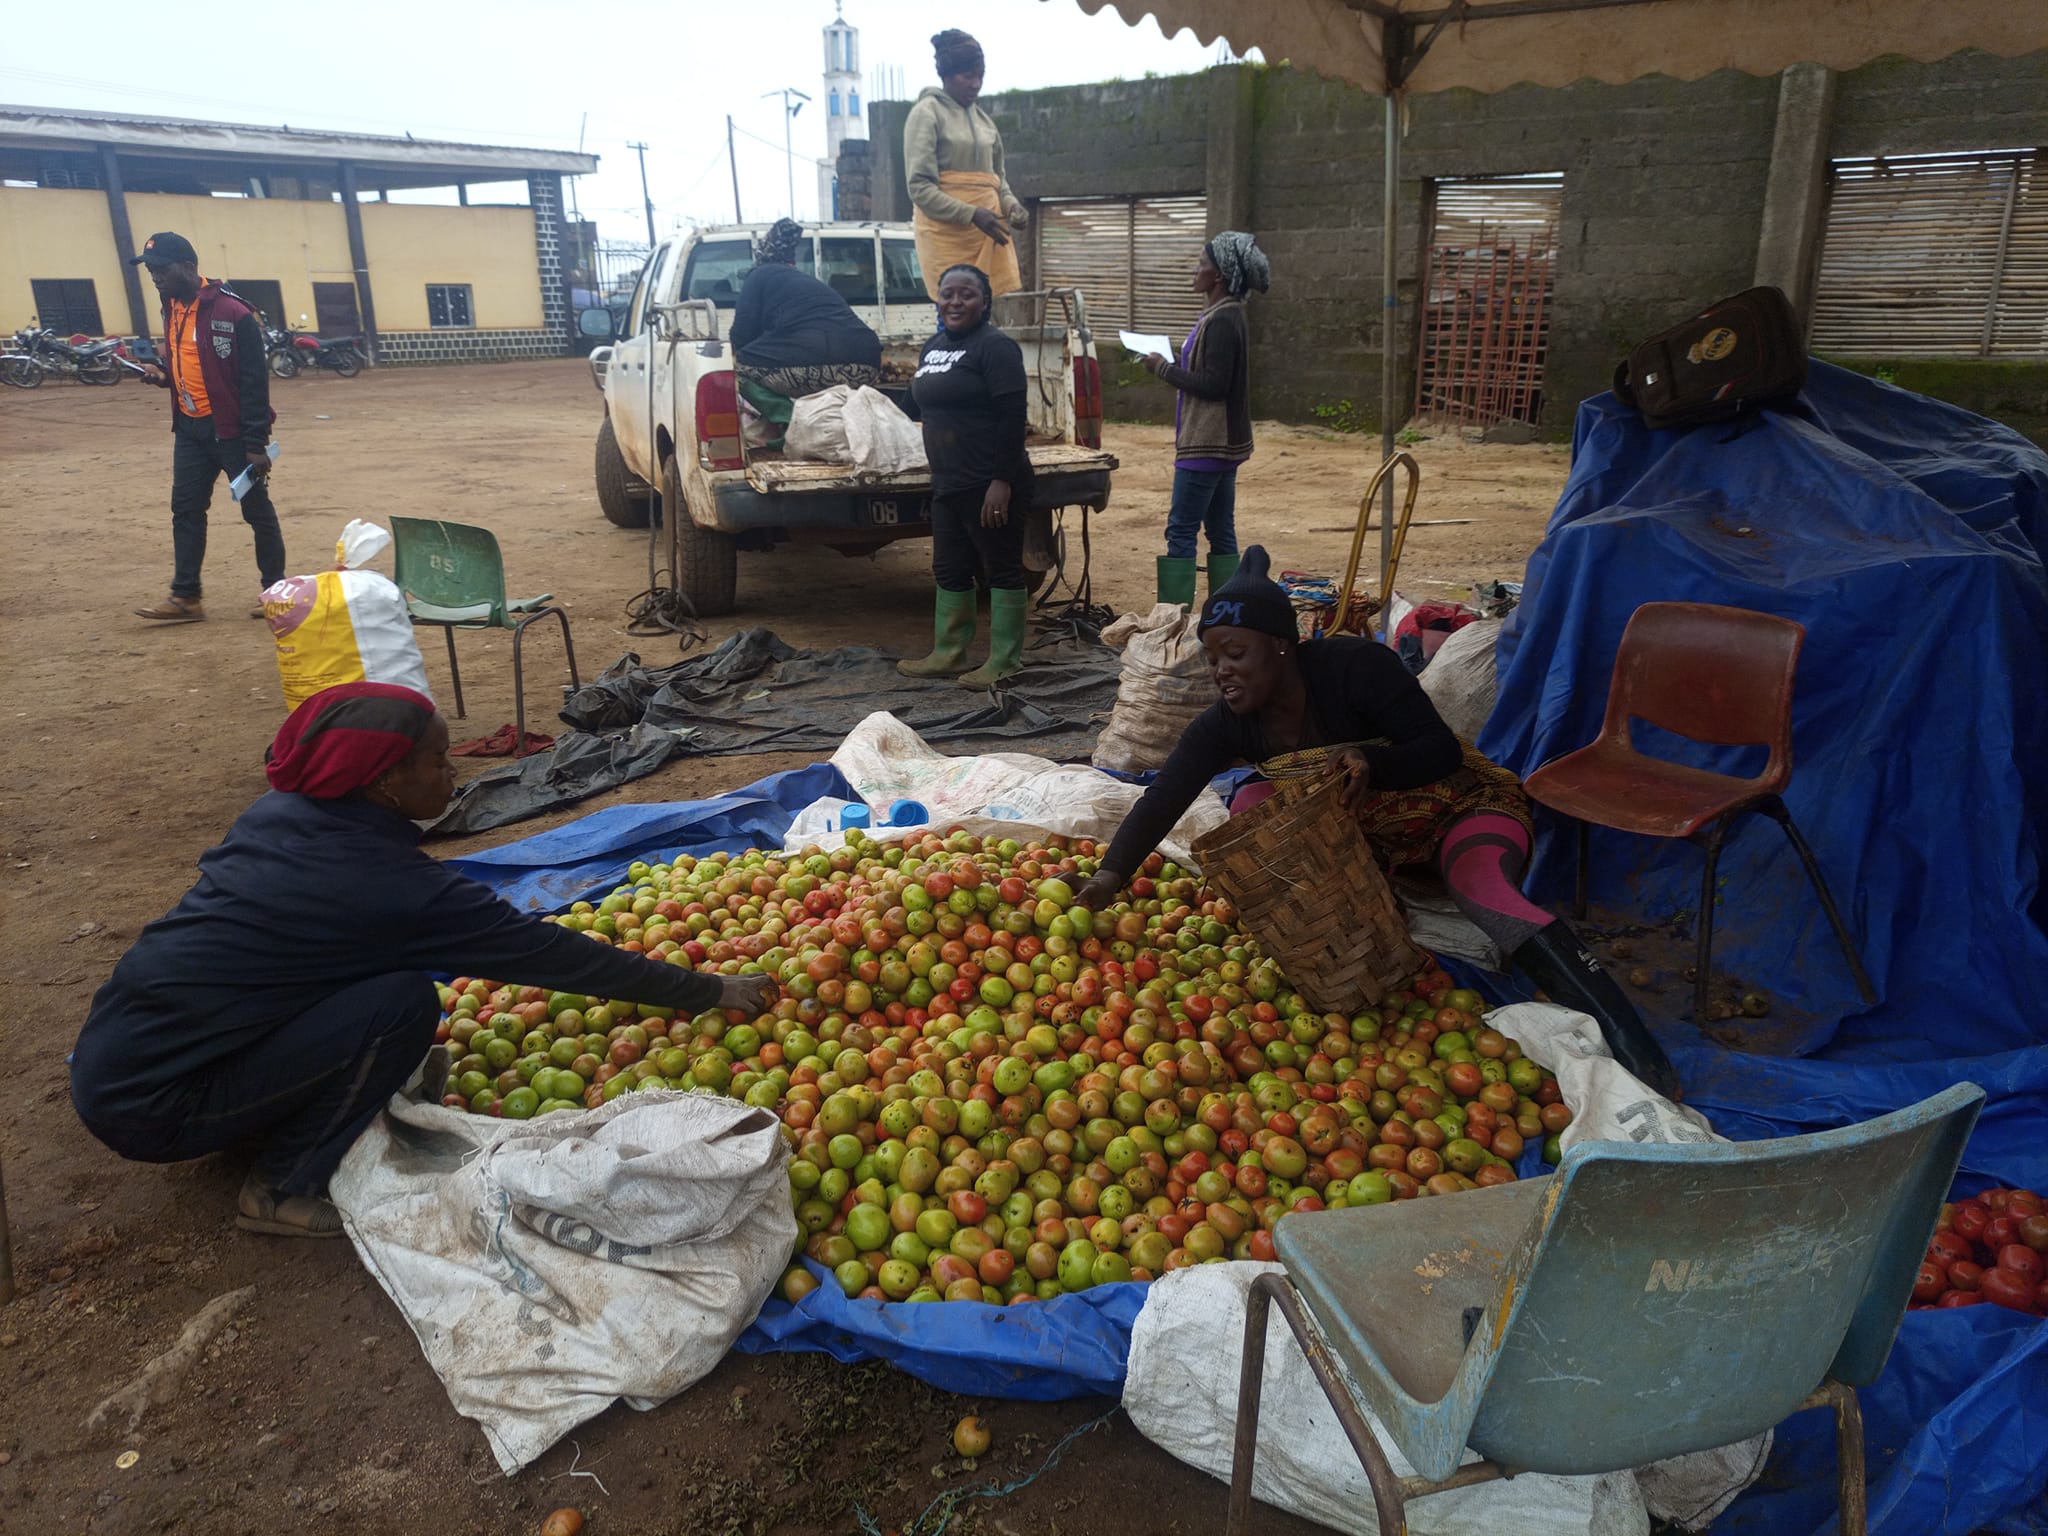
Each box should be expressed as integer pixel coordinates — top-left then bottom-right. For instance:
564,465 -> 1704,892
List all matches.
0,105 -> 596,177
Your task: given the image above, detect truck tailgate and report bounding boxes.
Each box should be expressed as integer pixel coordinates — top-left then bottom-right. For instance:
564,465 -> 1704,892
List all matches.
744,443 -> 1117,495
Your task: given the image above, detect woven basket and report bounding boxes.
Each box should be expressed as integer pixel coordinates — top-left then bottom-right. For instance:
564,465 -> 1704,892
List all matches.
1190,774 -> 1423,1012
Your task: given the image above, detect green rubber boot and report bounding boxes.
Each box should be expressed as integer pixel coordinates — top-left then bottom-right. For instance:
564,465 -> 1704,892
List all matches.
959,586 -> 1027,688
898,586 -> 977,678
1156,555 -> 1199,610
1206,551 -> 1242,593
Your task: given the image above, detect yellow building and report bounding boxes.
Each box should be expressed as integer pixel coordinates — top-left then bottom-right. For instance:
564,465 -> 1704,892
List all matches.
0,107 -> 597,363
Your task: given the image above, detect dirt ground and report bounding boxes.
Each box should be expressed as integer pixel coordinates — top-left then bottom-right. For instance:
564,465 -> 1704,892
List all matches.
0,359 -> 1565,1535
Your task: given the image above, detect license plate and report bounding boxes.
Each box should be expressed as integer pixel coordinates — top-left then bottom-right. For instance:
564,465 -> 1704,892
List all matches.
867,497 -> 930,526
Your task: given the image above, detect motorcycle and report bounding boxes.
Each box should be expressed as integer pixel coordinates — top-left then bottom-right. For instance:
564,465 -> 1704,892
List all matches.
1,326 -> 128,388
266,328 -> 363,378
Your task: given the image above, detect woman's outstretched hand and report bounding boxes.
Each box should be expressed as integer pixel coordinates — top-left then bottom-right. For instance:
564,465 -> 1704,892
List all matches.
1325,746 -> 1373,814
718,972 -> 780,1016
1073,870 -> 1123,911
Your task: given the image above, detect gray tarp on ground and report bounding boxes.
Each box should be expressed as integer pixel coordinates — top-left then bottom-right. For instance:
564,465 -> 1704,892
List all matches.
426,625 -> 1123,837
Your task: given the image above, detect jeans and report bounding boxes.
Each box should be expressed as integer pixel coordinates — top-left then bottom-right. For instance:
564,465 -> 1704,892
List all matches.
170,412 -> 286,600
76,972 -> 440,1195
1164,466 -> 1239,559
930,483 -> 1026,592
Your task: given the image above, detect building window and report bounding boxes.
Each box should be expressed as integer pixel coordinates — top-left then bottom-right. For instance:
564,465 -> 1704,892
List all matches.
830,91 -> 841,116
851,91 -> 861,116
228,279 -> 286,329
426,284 -> 474,328
30,278 -> 104,336
1812,149 -> 2047,359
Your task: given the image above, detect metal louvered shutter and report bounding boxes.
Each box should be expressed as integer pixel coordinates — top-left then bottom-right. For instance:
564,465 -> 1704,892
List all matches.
1430,174 -> 1563,251
1131,195 -> 1210,335
1811,150 -> 2047,359
1034,194 -> 1208,335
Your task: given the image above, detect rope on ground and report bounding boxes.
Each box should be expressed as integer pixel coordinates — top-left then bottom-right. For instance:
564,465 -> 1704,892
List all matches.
852,1403 -> 1121,1536
625,503 -> 707,652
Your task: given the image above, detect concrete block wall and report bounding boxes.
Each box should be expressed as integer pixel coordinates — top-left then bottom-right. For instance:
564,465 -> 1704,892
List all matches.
865,51 -> 2047,434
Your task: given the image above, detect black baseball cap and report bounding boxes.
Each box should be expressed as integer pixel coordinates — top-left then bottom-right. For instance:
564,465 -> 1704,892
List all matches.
130,232 -> 198,268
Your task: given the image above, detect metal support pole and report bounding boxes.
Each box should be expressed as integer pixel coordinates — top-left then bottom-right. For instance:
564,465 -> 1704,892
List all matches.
1379,89 -> 1400,618
728,117 -> 744,221
629,141 -> 656,249
336,161 -> 379,356
100,146 -> 151,335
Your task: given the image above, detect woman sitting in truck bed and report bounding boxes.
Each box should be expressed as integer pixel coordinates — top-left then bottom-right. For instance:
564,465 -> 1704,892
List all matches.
731,218 -> 883,442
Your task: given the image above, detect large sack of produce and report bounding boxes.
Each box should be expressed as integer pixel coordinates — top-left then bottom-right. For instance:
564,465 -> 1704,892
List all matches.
260,519 -> 430,711
796,710 -> 1228,863
1091,603 -> 1217,774
786,385 -> 926,475
1123,1001 -> 1763,1536
330,1087 -> 794,1473
1418,616 -> 1501,742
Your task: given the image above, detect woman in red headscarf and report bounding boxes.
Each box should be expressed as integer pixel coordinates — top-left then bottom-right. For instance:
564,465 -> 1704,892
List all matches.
70,683 -> 777,1238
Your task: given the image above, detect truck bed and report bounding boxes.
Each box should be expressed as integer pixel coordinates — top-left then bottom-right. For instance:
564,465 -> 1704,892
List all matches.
743,442 -> 1118,495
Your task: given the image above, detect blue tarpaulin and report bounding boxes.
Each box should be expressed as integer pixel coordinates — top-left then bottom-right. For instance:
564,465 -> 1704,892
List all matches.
1470,363 -> 2048,1532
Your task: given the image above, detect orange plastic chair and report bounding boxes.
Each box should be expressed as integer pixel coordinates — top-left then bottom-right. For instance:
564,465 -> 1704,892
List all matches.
1523,601 -> 1876,1020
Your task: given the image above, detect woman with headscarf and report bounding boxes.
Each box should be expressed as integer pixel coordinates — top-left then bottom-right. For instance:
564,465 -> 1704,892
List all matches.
731,218 -> 884,447
69,682 -> 778,1237
903,28 -> 1028,301
1142,231 -> 1270,608
897,263 -> 1033,688
1071,549 -> 1683,1100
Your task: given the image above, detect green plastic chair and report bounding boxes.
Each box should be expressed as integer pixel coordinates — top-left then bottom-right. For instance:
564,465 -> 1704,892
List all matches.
1226,1083 -> 1983,1536
389,517 -> 580,756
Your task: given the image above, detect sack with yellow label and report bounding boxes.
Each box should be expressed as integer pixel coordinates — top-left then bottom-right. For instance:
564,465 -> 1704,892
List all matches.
262,520 -> 432,711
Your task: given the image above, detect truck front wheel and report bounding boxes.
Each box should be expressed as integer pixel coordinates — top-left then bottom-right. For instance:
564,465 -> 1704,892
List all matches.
663,456 -> 738,616
595,416 -> 654,529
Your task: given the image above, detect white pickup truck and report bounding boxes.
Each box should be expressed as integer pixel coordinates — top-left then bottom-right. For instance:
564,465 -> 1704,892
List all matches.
587,222 -> 1117,615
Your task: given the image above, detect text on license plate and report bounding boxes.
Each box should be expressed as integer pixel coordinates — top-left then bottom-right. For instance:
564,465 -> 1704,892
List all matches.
867,498 -> 931,526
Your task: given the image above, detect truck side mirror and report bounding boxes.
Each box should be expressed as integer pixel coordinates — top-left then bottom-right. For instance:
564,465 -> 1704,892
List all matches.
577,306 -> 616,341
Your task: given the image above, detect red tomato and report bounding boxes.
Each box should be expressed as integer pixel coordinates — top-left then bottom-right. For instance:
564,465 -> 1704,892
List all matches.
1996,1243 -> 2045,1285
1911,1262 -> 1947,1304
1951,1202 -> 1992,1244
1947,1259 -> 1985,1292
1979,1266 -> 2038,1313
2021,1214 -> 2048,1254
1984,1216 -> 2020,1252
1936,1290 -> 1984,1307
1929,1230 -> 1974,1267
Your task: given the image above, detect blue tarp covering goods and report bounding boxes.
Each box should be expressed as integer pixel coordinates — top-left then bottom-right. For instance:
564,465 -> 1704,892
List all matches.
448,364 -> 2045,1533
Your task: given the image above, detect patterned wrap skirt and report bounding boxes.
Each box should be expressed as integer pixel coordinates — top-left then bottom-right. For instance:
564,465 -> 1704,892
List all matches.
1257,741 -> 1533,871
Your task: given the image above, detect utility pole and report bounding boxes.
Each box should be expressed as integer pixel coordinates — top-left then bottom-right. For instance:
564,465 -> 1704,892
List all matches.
628,140 -> 656,248
727,115 -> 742,222
761,87 -> 810,218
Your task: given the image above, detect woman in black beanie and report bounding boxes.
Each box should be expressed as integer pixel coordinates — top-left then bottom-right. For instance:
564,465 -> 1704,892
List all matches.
1074,547 -> 1681,1099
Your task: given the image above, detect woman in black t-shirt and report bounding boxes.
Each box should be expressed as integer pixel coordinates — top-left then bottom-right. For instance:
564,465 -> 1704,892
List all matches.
898,262 -> 1032,688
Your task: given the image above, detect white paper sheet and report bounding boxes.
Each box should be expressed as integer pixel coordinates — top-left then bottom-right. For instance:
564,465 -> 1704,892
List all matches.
1118,330 -> 1174,361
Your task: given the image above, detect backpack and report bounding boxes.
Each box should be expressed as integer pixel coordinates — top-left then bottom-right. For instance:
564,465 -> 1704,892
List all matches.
1612,286 -> 1807,429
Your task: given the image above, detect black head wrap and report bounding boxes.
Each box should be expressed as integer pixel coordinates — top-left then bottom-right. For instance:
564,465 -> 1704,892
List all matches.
758,218 -> 803,266
932,28 -> 984,78
1205,231 -> 1272,298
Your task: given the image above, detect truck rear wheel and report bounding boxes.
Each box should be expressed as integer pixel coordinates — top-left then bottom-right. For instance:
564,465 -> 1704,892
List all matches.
663,456 -> 738,616
595,416 -> 653,529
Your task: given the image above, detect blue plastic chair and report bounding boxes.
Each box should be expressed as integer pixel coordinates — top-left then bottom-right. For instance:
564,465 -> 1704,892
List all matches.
1226,1083 -> 1984,1536
390,517 -> 580,756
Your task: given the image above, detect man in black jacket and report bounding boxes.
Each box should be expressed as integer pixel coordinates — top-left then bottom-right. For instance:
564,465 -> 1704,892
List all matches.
129,231 -> 286,622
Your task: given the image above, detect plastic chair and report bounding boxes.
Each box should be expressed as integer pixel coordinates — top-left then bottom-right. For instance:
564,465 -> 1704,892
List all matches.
1523,601 -> 1876,1019
389,517 -> 580,756
1226,1083 -> 1983,1536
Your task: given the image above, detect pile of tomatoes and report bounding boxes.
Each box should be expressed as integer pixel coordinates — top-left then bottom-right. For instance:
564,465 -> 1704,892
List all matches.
433,828 -> 1574,1306
1914,1188 -> 2048,1315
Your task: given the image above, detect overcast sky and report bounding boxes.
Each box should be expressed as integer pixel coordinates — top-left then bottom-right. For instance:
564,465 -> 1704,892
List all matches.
2,0 -> 1258,241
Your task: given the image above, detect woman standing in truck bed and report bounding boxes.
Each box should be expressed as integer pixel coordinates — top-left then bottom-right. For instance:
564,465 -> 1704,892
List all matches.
903,29 -> 1028,301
